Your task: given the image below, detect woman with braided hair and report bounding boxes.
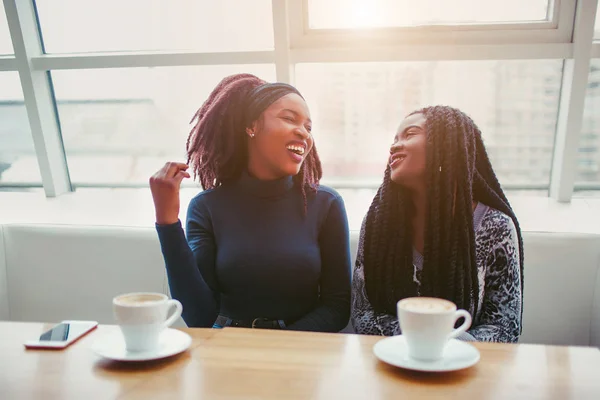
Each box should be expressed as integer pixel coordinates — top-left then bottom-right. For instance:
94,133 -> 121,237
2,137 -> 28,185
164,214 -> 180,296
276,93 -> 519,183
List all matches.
150,73 -> 351,332
351,106 -> 523,343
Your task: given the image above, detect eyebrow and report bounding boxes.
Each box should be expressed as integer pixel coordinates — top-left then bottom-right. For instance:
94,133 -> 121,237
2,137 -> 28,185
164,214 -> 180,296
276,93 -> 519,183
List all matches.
395,124 -> 423,140
281,108 -> 312,125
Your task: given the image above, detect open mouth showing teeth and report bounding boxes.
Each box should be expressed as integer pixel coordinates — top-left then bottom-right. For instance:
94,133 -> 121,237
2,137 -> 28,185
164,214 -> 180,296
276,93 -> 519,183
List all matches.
287,145 -> 305,156
390,153 -> 406,164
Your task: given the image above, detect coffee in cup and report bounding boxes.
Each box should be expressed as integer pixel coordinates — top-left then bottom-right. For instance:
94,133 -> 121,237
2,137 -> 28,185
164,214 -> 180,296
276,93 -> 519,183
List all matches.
397,297 -> 472,361
113,292 -> 182,352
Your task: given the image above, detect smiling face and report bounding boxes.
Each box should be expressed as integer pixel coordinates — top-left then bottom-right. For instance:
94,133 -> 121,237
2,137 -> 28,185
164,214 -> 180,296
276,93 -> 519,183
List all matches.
389,113 -> 428,190
246,93 -> 314,180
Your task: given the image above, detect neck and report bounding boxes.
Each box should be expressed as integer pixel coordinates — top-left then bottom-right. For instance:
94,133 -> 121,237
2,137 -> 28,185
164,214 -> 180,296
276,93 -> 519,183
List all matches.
238,169 -> 293,198
247,156 -> 281,181
409,185 -> 427,254
410,185 -> 427,221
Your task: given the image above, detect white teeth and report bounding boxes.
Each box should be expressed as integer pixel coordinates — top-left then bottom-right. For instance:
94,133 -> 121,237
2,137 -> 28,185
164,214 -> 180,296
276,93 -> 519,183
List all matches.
287,145 -> 305,155
391,154 -> 405,163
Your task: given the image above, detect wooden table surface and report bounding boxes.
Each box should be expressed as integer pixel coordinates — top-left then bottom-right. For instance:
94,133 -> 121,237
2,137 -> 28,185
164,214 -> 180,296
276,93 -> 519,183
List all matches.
1,322 -> 600,400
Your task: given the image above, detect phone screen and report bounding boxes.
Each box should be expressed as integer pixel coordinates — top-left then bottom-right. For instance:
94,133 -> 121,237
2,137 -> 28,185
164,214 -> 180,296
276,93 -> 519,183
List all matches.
39,323 -> 80,342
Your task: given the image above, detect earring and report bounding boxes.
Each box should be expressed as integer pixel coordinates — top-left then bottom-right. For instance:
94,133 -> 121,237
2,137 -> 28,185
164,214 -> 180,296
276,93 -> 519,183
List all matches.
246,128 -> 255,138
249,133 -> 255,138
439,166 -> 442,172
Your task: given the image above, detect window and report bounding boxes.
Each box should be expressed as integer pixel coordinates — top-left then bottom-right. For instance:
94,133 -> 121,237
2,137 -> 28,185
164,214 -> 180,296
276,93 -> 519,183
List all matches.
576,59 -> 600,183
296,60 -> 562,189
0,0 -> 598,202
0,5 -> 13,55
307,0 -> 550,29
35,0 -> 274,53
0,72 -> 41,184
50,65 -> 276,185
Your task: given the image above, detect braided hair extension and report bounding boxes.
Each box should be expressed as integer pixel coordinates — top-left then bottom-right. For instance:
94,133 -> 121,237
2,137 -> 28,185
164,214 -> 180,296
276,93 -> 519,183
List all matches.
363,106 -> 523,330
186,73 -> 322,209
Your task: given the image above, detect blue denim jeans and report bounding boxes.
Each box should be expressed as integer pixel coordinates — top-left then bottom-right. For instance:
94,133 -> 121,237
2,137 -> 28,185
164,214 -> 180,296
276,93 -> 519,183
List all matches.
212,317 -> 286,329
212,317 -> 233,329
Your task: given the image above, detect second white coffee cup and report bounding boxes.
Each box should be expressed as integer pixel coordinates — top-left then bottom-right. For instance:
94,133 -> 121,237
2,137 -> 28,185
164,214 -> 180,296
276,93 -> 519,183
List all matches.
113,292 -> 183,353
397,297 -> 472,361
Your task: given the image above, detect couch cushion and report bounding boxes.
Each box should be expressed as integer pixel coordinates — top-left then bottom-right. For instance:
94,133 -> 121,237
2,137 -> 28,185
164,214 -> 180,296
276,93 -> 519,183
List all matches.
520,232 -> 600,346
3,224 -> 169,324
0,225 -> 9,320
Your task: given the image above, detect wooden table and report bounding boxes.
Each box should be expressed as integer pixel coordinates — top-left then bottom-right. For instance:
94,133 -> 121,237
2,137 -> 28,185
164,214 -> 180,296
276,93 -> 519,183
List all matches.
1,322 -> 600,399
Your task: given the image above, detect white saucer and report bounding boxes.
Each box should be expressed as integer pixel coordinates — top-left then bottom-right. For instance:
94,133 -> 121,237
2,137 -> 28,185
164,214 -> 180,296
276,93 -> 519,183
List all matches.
373,335 -> 480,372
91,328 -> 192,362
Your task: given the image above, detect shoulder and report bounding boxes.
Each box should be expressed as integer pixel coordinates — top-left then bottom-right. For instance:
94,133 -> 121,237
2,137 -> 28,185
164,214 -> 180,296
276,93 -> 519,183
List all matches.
309,184 -> 346,211
478,206 -> 519,250
186,186 -> 225,220
188,187 -> 219,207
311,185 -> 349,231
314,184 -> 344,202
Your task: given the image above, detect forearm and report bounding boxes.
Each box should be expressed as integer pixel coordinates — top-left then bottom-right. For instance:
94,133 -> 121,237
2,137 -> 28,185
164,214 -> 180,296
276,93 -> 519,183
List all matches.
352,308 -> 400,336
351,263 -> 400,336
473,217 -> 522,343
286,292 -> 350,332
290,193 -> 351,332
156,221 -> 218,327
467,324 -> 518,343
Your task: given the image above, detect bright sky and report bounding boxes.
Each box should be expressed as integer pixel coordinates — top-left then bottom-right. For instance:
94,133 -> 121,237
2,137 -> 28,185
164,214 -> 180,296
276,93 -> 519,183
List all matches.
308,0 -> 550,28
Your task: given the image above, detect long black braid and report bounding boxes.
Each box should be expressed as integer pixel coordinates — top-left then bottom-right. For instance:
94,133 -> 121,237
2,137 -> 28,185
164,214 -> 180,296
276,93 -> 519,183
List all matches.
363,106 -> 524,332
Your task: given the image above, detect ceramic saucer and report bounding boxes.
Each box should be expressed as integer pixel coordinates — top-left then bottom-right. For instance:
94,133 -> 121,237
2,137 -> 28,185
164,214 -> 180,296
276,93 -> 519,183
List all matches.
373,335 -> 480,372
91,328 -> 192,362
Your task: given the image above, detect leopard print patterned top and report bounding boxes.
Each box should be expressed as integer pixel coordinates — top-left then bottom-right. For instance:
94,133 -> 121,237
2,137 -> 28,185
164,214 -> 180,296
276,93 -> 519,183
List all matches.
351,205 -> 522,343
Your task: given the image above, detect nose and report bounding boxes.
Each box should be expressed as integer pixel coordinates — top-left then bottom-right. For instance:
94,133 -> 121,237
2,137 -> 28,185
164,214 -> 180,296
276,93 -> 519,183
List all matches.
390,141 -> 404,154
294,126 -> 311,140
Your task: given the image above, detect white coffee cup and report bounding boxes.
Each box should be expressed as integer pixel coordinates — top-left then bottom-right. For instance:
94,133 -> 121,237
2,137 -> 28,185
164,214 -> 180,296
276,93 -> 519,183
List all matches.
113,292 -> 183,352
397,297 -> 472,361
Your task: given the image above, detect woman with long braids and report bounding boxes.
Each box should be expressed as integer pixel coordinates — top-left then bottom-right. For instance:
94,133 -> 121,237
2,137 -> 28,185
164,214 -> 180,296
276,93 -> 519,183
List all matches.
351,105 -> 523,343
150,73 -> 351,332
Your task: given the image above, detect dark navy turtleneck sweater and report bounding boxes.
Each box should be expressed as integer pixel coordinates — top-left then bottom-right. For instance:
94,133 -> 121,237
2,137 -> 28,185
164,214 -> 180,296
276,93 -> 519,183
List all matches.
155,172 -> 351,332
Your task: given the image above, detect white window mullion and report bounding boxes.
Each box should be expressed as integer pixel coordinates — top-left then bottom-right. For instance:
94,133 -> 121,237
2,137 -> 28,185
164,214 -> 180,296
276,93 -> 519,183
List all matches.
272,0 -> 294,84
3,0 -> 71,196
31,51 -> 276,71
0,55 -> 17,71
550,0 -> 598,202
291,43 -> 572,63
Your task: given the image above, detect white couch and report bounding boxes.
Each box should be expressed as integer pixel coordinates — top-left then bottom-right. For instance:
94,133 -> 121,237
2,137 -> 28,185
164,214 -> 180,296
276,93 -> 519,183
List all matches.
1,223 -> 599,347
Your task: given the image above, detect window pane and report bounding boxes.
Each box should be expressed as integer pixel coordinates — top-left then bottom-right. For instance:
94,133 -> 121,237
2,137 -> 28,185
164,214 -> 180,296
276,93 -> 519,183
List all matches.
0,72 -> 42,184
308,0 -> 550,29
296,60 -> 562,190
0,5 -> 13,55
51,65 -> 276,185
577,59 -> 600,183
36,0 -> 273,54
